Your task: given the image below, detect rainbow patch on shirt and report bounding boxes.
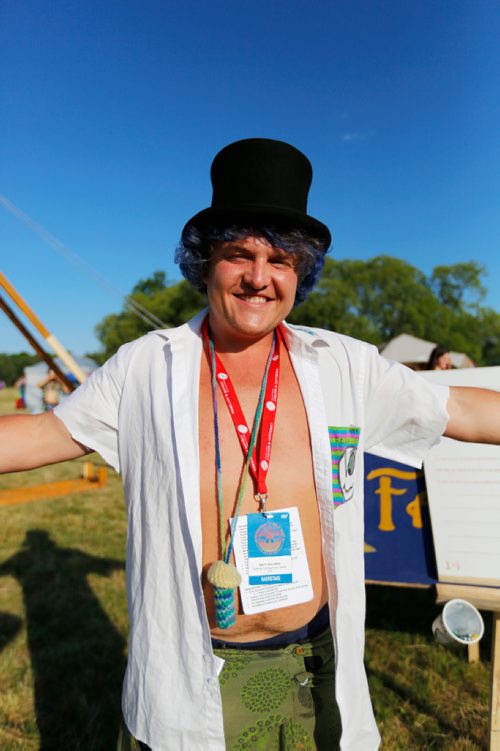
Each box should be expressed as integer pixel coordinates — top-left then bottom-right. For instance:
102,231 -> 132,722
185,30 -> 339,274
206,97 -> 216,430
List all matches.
329,426 -> 361,508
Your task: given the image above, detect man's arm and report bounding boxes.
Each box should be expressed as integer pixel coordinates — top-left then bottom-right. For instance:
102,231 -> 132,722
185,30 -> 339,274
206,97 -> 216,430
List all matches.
445,386 -> 500,444
0,412 -> 89,473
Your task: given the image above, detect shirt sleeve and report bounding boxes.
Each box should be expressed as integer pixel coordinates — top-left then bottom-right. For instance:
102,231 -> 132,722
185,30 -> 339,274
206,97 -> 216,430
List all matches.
53,341 -> 135,472
363,347 -> 450,468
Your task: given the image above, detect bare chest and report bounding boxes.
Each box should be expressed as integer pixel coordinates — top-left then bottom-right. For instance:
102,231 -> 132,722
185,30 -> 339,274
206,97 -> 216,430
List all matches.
198,346 -> 327,640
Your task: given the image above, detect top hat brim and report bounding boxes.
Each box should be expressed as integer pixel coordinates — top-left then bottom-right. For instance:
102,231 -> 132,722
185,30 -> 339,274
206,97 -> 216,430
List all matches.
182,204 -> 332,251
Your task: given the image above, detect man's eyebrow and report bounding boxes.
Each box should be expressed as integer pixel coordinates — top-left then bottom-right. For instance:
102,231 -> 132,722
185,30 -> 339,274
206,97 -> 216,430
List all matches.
222,242 -> 288,252
219,243 -> 251,251
215,242 -> 292,260
216,243 -> 262,256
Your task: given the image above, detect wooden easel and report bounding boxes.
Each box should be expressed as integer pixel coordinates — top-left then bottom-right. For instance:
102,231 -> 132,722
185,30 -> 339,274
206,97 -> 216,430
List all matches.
436,582 -> 500,751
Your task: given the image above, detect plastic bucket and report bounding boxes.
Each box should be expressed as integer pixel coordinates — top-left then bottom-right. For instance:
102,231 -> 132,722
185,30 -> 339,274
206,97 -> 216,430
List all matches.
432,599 -> 484,646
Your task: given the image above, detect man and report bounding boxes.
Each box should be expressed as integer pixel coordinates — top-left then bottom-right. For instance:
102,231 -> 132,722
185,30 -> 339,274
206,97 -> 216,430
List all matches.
1,139 -> 499,751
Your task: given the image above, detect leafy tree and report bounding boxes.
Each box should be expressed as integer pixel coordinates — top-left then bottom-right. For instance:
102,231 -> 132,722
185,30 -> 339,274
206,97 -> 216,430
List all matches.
95,273 -> 206,360
0,352 -> 39,385
290,256 -> 443,345
478,308 -> 500,366
289,256 -> 500,366
132,271 -> 168,297
430,262 -> 486,312
94,258 -> 500,367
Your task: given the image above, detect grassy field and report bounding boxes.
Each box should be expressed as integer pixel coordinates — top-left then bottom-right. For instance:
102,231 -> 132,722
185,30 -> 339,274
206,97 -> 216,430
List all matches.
0,386 -> 491,749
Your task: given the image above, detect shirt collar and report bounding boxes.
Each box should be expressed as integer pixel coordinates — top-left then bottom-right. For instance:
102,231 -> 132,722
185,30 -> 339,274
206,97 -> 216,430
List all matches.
149,308 -> 208,342
281,320 -> 331,347
150,308 -> 331,353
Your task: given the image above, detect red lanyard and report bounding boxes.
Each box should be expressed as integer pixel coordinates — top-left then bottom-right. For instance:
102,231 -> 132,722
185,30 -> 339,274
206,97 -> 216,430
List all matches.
202,319 -> 283,498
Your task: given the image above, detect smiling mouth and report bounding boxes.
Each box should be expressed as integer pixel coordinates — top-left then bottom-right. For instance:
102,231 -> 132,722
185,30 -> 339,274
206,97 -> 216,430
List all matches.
235,294 -> 273,304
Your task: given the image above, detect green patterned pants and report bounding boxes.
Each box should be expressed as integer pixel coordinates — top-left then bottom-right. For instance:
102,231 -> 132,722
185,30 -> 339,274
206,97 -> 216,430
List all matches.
119,627 -> 341,750
214,627 -> 341,750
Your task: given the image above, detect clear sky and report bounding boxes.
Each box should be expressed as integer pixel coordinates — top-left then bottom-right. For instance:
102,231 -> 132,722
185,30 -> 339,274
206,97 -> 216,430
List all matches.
2,0 -> 499,355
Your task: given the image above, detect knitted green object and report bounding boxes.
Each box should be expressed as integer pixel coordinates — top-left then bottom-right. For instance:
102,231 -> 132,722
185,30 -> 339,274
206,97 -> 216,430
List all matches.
208,561 -> 241,629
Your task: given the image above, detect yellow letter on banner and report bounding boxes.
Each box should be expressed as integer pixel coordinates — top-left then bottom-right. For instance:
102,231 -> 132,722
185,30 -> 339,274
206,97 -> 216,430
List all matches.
366,468 -> 419,532
405,492 -> 425,529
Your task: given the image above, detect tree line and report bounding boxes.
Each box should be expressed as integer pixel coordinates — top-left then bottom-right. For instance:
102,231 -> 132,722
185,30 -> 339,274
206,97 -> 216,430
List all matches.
91,257 -> 500,366
2,257 -> 500,382
0,353 -> 39,386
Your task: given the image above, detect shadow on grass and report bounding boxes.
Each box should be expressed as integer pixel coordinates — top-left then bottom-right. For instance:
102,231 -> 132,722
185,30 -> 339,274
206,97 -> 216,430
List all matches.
0,529 -> 126,751
365,584 -> 491,748
365,583 -> 492,656
366,583 -> 439,634
0,611 -> 22,651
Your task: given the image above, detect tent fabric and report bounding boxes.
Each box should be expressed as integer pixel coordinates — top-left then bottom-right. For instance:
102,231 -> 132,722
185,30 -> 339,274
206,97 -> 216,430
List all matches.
25,356 -> 97,413
380,333 -> 474,369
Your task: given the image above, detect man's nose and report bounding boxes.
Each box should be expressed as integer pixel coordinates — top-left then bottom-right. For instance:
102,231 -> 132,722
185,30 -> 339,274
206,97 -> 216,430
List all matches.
243,259 -> 269,289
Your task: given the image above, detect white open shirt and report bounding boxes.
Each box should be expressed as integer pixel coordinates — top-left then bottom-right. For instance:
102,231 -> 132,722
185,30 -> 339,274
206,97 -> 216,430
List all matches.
55,310 -> 449,751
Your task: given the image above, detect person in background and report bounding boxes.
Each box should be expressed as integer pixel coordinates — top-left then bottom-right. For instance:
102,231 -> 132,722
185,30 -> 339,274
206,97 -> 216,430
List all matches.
427,345 -> 452,370
37,369 -> 70,411
14,375 -> 26,408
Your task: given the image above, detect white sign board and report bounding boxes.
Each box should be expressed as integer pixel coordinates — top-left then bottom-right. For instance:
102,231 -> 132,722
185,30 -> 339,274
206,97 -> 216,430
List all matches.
421,367 -> 500,586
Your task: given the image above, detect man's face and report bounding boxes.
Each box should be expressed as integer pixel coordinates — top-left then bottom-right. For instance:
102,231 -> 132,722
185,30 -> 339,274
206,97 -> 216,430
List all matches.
205,236 -> 299,344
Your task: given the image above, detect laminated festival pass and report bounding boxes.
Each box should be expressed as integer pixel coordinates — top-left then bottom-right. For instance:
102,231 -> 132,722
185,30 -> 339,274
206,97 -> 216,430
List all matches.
247,512 -> 292,584
232,507 -> 313,615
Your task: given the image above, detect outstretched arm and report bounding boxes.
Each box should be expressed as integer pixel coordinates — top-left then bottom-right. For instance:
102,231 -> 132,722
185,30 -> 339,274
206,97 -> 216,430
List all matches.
445,386 -> 500,444
0,412 -> 89,473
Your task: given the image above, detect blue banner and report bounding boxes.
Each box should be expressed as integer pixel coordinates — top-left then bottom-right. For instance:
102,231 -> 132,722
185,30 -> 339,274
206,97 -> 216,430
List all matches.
364,453 -> 437,585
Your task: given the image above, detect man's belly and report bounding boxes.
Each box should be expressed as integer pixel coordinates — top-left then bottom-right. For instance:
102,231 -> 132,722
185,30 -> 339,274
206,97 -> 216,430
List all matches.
203,521 -> 329,643
201,467 -> 329,641
206,589 -> 329,642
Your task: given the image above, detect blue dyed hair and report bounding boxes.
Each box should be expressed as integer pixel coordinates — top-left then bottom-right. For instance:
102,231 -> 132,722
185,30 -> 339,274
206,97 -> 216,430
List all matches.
175,224 -> 327,304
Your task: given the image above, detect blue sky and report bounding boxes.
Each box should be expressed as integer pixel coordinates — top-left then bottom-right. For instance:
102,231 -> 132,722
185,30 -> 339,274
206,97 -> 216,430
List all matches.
2,0 -> 499,355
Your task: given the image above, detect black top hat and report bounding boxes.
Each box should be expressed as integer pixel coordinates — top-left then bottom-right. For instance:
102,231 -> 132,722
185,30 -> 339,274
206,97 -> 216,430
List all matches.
182,138 -> 331,250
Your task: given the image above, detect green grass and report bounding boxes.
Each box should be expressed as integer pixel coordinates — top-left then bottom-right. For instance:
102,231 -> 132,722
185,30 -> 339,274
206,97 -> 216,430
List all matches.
0,388 -> 127,750
0,386 -> 27,416
0,387 -> 491,749
365,585 -> 490,749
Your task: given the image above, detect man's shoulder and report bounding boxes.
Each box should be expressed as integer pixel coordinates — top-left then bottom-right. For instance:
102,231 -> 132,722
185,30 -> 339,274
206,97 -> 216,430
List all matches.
106,312 -> 205,365
285,322 -> 378,356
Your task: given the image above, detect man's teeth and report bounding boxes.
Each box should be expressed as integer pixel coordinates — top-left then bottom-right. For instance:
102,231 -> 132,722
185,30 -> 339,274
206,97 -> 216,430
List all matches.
239,296 -> 268,303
